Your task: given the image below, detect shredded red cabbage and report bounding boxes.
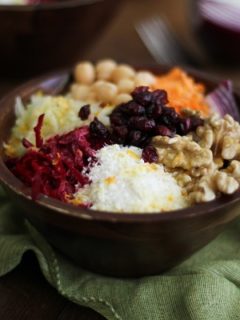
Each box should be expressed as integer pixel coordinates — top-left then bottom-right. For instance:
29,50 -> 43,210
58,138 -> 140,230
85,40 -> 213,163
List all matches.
205,80 -> 240,121
22,138 -> 33,149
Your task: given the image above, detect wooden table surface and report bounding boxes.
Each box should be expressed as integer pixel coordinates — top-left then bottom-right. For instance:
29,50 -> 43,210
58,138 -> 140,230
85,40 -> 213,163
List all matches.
1,0 -> 240,319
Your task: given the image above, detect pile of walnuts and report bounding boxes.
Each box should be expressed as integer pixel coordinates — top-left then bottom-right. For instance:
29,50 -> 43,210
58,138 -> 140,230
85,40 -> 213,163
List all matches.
152,113 -> 240,203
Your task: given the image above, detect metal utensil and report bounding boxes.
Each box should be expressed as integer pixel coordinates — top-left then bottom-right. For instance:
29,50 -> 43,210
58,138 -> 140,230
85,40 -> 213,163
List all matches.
135,16 -> 200,67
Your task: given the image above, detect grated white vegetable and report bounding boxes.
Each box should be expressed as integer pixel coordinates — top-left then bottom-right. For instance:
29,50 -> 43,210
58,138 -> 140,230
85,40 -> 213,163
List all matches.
5,95 -> 114,157
74,145 -> 189,213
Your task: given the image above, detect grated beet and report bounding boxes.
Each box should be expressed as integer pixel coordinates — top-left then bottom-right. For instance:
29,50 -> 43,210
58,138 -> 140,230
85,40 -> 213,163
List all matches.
7,116 -> 96,202
34,114 -> 45,148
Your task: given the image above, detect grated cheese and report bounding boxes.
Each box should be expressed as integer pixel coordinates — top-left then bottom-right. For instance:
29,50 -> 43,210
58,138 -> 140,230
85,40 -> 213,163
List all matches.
74,145 -> 189,213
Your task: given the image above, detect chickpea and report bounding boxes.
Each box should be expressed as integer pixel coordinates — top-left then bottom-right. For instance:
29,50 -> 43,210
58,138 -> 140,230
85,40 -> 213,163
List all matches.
70,84 -> 91,100
114,93 -> 132,105
74,61 -> 95,85
87,90 -> 97,102
96,59 -> 117,81
111,64 -> 136,83
117,79 -> 135,94
135,71 -> 156,87
92,80 -> 118,103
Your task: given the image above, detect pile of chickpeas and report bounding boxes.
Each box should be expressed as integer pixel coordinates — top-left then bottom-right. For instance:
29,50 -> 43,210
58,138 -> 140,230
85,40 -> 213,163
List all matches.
70,59 -> 156,105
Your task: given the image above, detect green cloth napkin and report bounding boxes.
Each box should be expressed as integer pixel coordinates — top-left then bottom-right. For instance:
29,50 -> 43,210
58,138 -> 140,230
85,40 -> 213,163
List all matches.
1,186 -> 240,320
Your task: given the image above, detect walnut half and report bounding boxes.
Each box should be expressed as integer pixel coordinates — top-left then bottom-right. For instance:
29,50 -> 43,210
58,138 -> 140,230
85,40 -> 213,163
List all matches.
188,171 -> 239,203
152,135 -> 213,171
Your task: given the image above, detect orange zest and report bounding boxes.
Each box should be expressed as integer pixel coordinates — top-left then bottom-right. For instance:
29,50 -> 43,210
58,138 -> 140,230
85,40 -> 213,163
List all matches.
152,67 -> 210,116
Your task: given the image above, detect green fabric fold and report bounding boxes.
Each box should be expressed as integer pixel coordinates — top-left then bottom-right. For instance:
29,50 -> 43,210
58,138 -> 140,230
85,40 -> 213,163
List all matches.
1,186 -> 240,320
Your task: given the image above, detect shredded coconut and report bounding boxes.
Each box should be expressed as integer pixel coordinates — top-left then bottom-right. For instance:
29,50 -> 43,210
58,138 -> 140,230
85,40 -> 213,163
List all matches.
74,145 -> 189,213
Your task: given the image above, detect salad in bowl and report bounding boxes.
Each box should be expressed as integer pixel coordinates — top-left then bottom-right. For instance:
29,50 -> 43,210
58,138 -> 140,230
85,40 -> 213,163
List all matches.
4,59 -> 240,214
1,60 -> 240,276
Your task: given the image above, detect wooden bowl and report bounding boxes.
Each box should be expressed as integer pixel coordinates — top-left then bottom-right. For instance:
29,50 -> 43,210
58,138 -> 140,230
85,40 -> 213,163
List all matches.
0,0 -> 121,77
190,0 -> 240,65
0,66 -> 240,277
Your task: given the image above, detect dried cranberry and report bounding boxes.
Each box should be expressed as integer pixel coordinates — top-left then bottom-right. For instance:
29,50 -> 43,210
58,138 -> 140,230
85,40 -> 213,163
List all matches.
148,104 -> 163,119
155,125 -> 174,137
113,125 -> 128,137
142,146 -> 158,163
107,86 -> 205,148
110,112 -> 126,126
131,86 -> 149,96
123,101 -> 145,116
142,119 -> 156,132
114,103 -> 129,113
112,126 -> 128,144
160,115 -> 173,127
128,116 -> 141,128
162,106 -> 179,120
177,118 -> 192,135
146,104 -> 154,118
189,116 -> 204,130
128,130 -> 142,146
139,135 -> 151,147
151,89 -> 168,105
176,116 -> 203,135
131,86 -> 152,106
129,116 -> 156,132
89,118 -> 109,139
79,104 -> 90,120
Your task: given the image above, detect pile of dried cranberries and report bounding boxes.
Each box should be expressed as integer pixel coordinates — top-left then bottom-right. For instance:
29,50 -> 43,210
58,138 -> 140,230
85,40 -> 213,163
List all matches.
88,86 -> 204,162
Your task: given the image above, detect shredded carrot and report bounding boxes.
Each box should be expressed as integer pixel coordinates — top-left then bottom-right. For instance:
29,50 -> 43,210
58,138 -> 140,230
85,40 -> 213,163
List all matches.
152,68 -> 210,116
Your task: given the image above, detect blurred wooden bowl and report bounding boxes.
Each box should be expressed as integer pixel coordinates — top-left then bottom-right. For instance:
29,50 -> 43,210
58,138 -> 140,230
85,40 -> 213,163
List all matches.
0,0 -> 121,77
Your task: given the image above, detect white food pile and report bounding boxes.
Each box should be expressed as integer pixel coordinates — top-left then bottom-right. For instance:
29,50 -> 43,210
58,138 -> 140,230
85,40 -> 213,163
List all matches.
74,145 -> 189,213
